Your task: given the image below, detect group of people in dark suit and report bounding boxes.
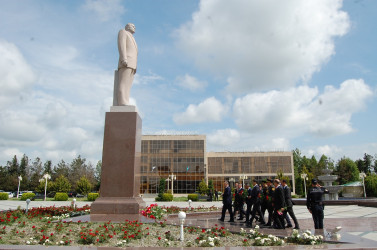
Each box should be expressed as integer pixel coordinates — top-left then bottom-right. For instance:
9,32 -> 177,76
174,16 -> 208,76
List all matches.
219,179 -> 300,230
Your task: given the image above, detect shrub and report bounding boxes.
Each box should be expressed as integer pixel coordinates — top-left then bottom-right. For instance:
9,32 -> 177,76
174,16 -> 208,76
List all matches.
76,177 -> 92,195
187,193 -> 198,201
54,192 -> 68,201
52,175 -> 71,193
21,193 -> 35,201
162,193 -> 173,201
0,193 -> 8,200
87,193 -> 99,201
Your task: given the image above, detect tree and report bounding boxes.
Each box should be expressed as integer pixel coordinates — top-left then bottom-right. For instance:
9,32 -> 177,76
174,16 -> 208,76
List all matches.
335,157 -> 359,185
94,160 -> 102,191
197,179 -> 208,195
208,179 -> 214,193
35,179 -> 53,194
276,169 -> 290,186
156,178 -> 166,201
76,176 -> 92,195
29,157 -> 44,191
52,160 -> 69,180
44,160 -> 52,174
365,174 -> 377,197
52,175 -> 71,193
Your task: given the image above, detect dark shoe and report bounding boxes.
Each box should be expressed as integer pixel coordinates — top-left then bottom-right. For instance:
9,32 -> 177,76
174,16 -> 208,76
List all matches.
264,223 -> 271,226
218,218 -> 224,222
294,226 -> 300,229
227,219 -> 235,222
237,217 -> 244,220
286,224 -> 293,228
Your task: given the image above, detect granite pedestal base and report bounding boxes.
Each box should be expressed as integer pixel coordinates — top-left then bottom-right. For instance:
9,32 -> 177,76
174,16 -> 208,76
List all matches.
91,110 -> 145,222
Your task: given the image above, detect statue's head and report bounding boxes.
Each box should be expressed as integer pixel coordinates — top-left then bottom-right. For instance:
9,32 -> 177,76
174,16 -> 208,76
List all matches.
125,23 -> 136,34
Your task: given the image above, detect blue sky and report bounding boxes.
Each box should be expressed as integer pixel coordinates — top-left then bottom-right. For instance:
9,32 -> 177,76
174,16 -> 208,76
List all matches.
0,0 -> 376,166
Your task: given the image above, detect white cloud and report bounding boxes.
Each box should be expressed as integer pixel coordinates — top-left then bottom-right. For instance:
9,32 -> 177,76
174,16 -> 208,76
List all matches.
83,0 -> 125,22
176,74 -> 207,92
133,72 -> 164,85
173,97 -> 227,125
233,79 -> 374,137
207,129 -> 240,148
175,0 -> 350,92
0,40 -> 35,108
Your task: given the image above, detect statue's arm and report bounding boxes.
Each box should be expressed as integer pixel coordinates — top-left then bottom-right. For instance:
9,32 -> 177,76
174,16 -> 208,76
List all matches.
117,30 -> 128,66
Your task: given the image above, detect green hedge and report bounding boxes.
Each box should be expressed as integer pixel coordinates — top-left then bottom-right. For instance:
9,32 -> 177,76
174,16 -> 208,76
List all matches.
54,192 -> 68,201
0,193 -> 8,200
187,194 -> 198,201
87,193 -> 99,201
161,193 -> 173,201
21,193 -> 35,201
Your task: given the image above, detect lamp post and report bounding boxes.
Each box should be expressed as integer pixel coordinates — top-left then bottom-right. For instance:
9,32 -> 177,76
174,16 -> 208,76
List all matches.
39,173 -> 51,201
240,175 -> 247,187
188,199 -> 192,210
359,172 -> 367,198
168,174 -> 176,195
301,173 -> 308,198
17,176 -> 22,198
178,211 -> 186,241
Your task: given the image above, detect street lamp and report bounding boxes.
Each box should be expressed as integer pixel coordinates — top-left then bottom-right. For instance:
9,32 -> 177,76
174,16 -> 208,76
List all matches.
240,175 -> 247,187
168,174 -> 176,196
39,173 -> 51,201
301,173 -> 308,198
17,176 -> 22,198
359,172 -> 367,198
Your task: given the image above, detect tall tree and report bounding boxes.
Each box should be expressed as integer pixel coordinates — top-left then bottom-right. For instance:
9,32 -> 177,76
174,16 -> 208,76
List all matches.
335,157 -> 359,185
29,157 -> 44,191
44,160 -> 52,174
52,160 -> 69,181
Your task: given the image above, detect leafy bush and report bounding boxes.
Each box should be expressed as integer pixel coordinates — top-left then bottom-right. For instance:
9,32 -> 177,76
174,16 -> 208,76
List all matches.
76,177 -> 92,195
0,193 -> 8,200
188,193 -> 198,201
162,193 -> 173,201
52,175 -> 71,193
54,192 -> 68,201
21,193 -> 35,201
87,193 -> 99,201
365,174 -> 377,197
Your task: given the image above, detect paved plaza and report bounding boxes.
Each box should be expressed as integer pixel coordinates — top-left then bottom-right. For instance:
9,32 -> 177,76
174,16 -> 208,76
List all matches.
1,199 -> 377,249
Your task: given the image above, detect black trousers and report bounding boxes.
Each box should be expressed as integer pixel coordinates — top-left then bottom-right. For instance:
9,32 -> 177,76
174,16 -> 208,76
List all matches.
245,202 -> 252,222
221,203 -> 234,220
284,206 -> 299,228
238,202 -> 246,218
249,201 -> 265,224
311,205 -> 324,229
272,209 -> 285,229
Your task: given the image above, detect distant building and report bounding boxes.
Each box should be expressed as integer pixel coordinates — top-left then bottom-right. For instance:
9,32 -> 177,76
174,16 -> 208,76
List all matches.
140,135 -> 295,195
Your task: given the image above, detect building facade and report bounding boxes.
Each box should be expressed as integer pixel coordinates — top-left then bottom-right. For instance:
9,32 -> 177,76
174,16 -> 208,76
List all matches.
140,135 -> 295,195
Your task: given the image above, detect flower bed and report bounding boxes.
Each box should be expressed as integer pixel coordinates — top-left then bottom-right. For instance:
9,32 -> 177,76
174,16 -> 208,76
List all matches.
0,205 -> 325,247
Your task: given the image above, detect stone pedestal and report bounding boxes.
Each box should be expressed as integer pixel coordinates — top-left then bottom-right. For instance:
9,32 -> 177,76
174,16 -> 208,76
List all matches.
91,110 -> 145,222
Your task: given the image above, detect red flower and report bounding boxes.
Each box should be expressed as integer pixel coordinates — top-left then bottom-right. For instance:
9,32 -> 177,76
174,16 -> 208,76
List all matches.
158,236 -> 161,240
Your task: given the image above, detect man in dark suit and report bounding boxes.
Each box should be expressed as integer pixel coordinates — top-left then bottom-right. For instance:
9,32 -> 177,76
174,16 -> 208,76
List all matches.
282,179 -> 300,229
264,178 -> 274,226
219,180 -> 234,222
307,179 -> 329,229
272,179 -> 286,229
247,179 -> 266,226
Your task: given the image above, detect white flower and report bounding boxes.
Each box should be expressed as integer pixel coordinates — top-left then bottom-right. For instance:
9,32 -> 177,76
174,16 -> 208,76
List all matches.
209,242 -> 215,247
311,240 -> 316,245
281,240 -> 285,244
208,237 -> 214,241
261,239 -> 265,244
26,241 -> 30,245
255,225 -> 260,229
